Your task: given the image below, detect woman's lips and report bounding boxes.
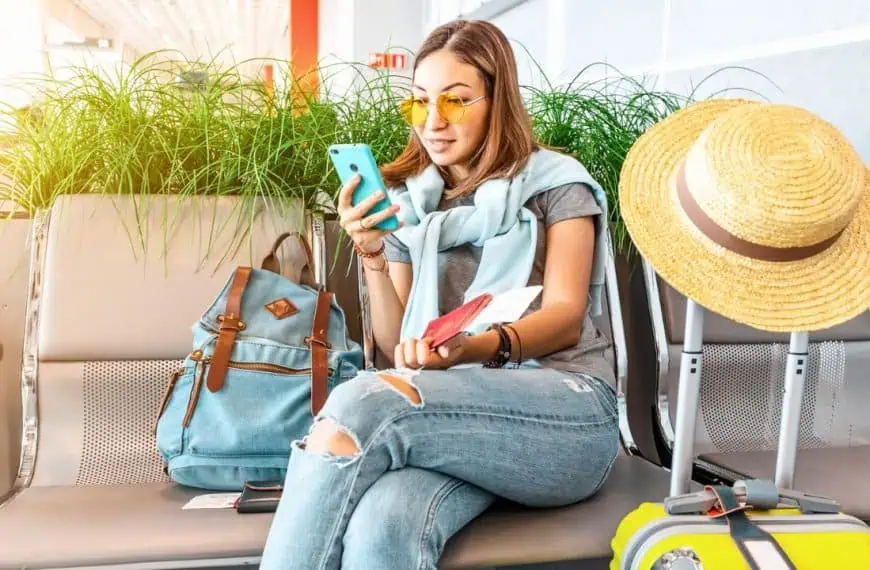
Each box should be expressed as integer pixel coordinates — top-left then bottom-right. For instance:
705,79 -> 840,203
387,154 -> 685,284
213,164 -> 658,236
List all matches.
426,139 -> 455,153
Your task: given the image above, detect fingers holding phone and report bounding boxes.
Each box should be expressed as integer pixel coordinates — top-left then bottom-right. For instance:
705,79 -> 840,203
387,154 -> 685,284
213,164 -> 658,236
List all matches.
330,143 -> 403,255
337,175 -> 402,253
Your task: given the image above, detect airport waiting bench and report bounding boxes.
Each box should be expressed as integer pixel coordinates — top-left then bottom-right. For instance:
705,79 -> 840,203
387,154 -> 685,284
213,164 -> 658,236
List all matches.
3,194 -> 866,568
0,195 -> 676,570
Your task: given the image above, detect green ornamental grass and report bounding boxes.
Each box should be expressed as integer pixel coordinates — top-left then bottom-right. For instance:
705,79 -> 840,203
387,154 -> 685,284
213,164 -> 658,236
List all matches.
0,51 -> 766,258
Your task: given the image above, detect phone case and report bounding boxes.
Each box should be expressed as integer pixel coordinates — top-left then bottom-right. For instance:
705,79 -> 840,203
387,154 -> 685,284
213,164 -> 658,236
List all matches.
422,293 -> 493,349
328,143 -> 400,231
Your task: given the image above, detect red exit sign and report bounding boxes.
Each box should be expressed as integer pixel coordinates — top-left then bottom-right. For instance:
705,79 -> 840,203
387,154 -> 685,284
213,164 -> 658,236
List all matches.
369,52 -> 408,70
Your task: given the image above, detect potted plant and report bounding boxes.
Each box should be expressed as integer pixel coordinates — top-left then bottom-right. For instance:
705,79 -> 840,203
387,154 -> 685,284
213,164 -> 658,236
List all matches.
0,54 -> 410,268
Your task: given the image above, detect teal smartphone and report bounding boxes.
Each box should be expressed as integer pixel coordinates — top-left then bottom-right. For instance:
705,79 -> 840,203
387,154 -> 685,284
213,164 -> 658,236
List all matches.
328,143 -> 400,231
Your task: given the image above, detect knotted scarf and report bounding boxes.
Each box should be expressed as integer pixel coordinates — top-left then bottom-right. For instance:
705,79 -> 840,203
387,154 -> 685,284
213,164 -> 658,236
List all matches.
390,148 -> 609,341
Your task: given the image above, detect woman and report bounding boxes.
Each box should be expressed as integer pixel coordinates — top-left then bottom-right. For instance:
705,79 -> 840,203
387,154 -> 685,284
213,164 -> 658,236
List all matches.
260,19 -> 618,570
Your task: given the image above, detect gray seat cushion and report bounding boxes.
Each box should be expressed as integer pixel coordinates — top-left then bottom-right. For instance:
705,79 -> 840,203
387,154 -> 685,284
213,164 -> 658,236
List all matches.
440,455 -> 676,568
0,456 -> 673,569
701,446 -> 870,521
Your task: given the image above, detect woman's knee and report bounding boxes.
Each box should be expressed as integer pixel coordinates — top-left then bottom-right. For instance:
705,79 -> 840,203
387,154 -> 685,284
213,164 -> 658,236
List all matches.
305,370 -> 424,456
305,417 -> 360,457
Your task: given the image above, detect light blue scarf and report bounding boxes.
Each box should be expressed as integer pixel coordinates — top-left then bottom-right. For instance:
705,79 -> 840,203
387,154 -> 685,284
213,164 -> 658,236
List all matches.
390,148 -> 609,341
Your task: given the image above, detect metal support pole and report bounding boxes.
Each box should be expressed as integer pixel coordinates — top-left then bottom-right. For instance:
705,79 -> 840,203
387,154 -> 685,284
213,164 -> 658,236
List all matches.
306,212 -> 327,287
669,299 -> 705,497
775,332 -> 810,489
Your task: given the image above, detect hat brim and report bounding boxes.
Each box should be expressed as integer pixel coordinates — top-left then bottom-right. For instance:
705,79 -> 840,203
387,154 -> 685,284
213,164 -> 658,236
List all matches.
620,99 -> 870,332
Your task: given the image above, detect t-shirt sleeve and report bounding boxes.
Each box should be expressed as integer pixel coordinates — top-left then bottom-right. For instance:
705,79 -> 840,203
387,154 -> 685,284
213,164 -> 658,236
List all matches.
536,182 -> 603,226
383,234 -> 411,264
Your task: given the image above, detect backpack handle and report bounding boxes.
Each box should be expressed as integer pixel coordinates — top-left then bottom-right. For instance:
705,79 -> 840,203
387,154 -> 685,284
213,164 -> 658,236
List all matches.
261,232 -> 317,288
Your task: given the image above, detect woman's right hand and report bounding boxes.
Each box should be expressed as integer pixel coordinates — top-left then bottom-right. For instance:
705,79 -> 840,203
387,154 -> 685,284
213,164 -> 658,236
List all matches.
337,174 -> 402,253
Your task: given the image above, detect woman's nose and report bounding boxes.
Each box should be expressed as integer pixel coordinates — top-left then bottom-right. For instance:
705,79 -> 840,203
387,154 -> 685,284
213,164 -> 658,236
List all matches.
424,106 -> 447,131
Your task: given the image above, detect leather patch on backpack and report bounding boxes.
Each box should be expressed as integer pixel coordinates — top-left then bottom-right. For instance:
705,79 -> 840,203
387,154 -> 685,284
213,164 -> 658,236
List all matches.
265,298 -> 299,319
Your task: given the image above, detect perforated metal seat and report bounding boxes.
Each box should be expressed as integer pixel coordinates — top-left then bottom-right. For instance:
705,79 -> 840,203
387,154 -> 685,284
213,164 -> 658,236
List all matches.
643,259 -> 870,519
0,195 -> 673,569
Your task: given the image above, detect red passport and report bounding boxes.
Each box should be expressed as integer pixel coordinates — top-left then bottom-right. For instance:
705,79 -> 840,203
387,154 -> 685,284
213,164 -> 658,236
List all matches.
422,293 -> 493,349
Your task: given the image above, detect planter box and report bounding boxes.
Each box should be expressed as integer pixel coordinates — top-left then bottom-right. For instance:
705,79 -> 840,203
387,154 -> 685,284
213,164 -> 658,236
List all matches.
37,194 -> 314,362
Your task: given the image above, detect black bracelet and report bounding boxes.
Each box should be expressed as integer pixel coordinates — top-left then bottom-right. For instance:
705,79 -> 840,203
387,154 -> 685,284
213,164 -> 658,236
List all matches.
483,323 -> 512,368
504,324 -> 522,367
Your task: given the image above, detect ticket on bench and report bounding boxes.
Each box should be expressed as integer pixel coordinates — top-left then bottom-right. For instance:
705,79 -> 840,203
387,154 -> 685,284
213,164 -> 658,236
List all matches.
182,493 -> 241,510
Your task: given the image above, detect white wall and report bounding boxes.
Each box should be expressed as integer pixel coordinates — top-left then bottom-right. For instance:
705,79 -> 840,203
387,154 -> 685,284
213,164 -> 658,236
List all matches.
436,0 -> 870,161
46,46 -> 124,85
0,1 -> 126,117
43,15 -> 123,82
319,0 -> 426,97
0,0 -> 47,110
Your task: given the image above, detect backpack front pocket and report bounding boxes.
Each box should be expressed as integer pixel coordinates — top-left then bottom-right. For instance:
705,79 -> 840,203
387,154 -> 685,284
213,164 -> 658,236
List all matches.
154,367 -> 193,460
182,350 -> 331,458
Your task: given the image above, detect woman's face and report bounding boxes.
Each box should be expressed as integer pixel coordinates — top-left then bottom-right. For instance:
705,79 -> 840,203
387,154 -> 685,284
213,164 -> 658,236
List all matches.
411,49 -> 490,174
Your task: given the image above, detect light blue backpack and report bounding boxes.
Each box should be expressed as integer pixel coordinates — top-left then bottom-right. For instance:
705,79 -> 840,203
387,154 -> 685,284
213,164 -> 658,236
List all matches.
155,232 -> 364,490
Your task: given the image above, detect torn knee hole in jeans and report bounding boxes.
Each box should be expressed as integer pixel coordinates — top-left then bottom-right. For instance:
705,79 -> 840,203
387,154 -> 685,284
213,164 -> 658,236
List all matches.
376,370 -> 424,407
298,417 -> 361,462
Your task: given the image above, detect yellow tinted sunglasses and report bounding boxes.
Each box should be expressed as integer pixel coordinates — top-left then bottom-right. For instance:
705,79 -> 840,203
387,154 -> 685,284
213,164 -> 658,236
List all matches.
399,92 -> 485,126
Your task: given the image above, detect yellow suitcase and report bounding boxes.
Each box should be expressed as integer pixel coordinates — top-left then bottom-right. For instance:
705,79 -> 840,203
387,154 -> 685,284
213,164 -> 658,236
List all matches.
610,481 -> 870,569
610,300 -> 870,569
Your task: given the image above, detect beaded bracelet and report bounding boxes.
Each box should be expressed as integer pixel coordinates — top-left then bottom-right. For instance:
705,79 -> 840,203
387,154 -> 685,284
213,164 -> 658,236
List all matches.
353,240 -> 385,258
483,323 -> 512,368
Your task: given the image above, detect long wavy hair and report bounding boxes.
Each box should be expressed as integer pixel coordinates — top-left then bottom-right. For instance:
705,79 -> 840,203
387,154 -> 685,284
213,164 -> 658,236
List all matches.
380,20 -> 537,199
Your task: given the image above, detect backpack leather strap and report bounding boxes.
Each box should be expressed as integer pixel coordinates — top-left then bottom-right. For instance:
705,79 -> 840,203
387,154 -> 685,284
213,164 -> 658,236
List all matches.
260,232 -> 317,289
307,289 -> 333,415
206,267 -> 252,392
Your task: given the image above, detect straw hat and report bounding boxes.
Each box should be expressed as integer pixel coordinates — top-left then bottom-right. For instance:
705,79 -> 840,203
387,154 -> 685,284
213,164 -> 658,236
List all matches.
620,99 -> 869,332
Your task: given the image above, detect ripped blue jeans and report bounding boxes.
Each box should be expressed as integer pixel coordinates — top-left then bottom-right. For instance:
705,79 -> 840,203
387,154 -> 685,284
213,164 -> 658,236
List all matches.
259,366 -> 619,570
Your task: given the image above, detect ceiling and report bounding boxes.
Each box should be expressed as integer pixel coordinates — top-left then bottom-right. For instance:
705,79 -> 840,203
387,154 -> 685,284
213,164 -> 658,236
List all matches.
71,0 -> 290,68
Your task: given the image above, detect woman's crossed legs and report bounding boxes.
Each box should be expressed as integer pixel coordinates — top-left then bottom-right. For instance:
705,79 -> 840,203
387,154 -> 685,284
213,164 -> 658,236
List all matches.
260,366 -> 618,570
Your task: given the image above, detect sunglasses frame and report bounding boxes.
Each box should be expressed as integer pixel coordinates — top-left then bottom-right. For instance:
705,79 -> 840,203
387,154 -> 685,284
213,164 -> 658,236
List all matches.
400,92 -> 486,126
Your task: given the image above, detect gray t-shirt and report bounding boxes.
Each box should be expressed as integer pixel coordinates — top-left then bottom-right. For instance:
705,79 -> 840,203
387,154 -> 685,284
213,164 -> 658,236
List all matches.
384,183 -> 615,388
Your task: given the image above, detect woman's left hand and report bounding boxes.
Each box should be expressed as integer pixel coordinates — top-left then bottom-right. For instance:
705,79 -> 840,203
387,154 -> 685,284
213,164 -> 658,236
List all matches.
394,335 -> 467,370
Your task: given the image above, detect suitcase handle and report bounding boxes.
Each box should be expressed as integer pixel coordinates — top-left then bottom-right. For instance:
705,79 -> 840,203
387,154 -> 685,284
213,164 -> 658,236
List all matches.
667,300 -> 812,497
664,478 -> 840,515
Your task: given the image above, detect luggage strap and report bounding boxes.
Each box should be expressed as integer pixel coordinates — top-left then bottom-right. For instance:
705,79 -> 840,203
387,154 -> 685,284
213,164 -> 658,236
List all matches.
708,485 -> 798,570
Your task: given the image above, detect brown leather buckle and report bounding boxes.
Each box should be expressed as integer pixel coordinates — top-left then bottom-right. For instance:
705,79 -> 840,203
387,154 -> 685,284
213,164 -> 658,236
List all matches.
304,336 -> 332,349
217,314 -> 246,331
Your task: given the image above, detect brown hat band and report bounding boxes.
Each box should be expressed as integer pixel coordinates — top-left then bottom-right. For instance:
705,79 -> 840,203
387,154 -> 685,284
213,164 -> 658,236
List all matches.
676,162 -> 843,262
